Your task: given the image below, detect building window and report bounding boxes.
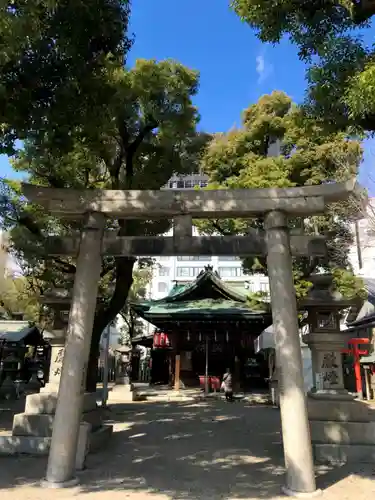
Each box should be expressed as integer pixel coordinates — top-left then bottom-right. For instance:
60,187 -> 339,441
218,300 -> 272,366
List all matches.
259,282 -> 269,293
184,180 -> 193,188
177,256 -> 211,261
200,180 -> 208,187
176,267 -> 204,277
158,282 -> 168,293
177,180 -> 185,188
192,267 -> 203,276
177,267 -> 190,277
219,256 -> 240,261
159,266 -> 170,277
218,267 -> 243,277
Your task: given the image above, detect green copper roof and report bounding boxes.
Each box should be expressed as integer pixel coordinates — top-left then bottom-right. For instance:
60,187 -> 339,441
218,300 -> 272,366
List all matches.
167,283 -> 189,297
131,268 -> 271,327
135,298 -> 268,319
163,269 -> 248,303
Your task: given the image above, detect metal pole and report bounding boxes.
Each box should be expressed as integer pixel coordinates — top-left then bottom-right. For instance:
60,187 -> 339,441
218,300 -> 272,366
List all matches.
102,323 -> 111,406
205,334 -> 209,395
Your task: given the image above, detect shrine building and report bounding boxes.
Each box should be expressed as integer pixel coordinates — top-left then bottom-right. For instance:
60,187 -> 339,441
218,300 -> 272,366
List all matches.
131,266 -> 272,389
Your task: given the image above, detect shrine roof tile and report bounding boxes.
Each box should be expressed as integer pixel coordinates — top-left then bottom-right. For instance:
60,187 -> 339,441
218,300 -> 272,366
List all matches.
134,298 -> 268,318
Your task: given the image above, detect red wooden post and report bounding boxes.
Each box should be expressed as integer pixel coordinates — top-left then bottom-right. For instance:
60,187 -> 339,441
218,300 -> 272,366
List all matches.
342,338 -> 370,398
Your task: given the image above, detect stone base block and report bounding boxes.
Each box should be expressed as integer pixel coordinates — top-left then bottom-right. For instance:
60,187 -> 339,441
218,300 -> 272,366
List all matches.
308,390 -> 353,401
12,408 -> 104,437
307,397 -> 375,422
0,422 -> 91,470
0,435 -> 50,455
310,420 -> 375,445
107,385 -> 137,402
309,397 -> 375,464
0,423 -> 113,470
25,391 -> 98,415
314,443 -> 375,464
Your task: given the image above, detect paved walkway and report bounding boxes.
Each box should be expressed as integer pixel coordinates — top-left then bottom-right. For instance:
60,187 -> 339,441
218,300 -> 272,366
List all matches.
0,399 -> 375,499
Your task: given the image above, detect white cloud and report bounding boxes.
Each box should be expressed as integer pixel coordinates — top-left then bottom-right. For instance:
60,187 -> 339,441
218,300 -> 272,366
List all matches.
255,53 -> 273,84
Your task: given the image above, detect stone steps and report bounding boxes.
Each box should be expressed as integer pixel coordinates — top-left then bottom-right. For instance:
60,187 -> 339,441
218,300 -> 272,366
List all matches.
12,408 -> 104,437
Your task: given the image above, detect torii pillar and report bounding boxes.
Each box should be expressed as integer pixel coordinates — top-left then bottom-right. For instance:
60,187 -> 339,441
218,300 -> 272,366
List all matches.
265,211 -> 317,497
43,213 -> 105,487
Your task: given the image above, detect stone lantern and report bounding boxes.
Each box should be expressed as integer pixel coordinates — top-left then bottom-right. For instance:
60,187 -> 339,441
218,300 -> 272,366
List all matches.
302,274 -> 375,464
302,274 -> 358,399
107,344 -> 136,402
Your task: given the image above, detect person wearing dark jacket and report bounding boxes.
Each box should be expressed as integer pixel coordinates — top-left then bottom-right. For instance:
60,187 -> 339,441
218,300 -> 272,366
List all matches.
222,368 -> 233,401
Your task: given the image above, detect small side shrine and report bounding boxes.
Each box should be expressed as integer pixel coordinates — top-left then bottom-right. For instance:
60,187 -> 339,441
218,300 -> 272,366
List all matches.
0,322 -> 49,390
132,266 -> 272,390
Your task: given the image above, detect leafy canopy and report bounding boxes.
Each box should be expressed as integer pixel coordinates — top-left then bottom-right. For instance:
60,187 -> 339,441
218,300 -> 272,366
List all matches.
231,1 -> 375,133
197,91 -> 363,297
231,0 -> 370,60
0,274 -> 43,324
1,54 -> 207,389
0,0 -> 132,154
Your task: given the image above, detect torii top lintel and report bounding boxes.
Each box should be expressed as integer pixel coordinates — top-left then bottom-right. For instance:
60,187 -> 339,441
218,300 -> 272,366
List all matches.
21,179 -> 359,219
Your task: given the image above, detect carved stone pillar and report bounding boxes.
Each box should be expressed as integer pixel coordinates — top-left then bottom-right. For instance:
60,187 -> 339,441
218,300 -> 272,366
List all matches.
303,276 -> 355,401
41,295 -> 71,394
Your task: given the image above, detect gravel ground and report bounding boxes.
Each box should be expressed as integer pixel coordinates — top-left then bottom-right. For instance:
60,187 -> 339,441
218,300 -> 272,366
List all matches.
0,399 -> 375,499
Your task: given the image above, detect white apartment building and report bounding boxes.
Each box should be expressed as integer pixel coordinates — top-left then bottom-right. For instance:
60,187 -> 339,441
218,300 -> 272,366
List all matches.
147,174 -> 270,299
149,225 -> 270,299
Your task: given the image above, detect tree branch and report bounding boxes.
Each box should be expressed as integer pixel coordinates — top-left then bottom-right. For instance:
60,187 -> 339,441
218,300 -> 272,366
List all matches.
211,220 -> 230,236
124,119 -> 158,187
93,257 -> 136,336
52,258 -> 76,274
100,261 -> 116,278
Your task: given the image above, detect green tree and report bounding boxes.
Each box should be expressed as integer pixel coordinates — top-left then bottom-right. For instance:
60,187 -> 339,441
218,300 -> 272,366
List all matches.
230,1 -> 375,133
0,0 -> 132,154
0,274 -> 44,323
1,58 -> 206,391
196,91 -> 364,296
231,1 -> 372,59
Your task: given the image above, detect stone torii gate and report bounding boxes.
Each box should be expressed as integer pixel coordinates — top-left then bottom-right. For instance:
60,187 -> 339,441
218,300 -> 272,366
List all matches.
22,180 -> 358,497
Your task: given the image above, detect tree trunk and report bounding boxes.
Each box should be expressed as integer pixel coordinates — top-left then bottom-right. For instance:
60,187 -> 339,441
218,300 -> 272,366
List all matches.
85,256 -> 135,392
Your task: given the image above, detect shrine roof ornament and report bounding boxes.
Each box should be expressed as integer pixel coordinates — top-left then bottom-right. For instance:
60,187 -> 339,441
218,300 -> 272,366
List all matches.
21,178 -> 360,219
136,267 -> 248,307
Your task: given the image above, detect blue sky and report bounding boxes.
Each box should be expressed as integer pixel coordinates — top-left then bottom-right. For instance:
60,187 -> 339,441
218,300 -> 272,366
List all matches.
1,0 -> 374,191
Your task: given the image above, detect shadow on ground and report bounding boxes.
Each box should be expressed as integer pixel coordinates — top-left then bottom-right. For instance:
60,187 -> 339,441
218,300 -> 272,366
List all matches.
0,399 -> 374,499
